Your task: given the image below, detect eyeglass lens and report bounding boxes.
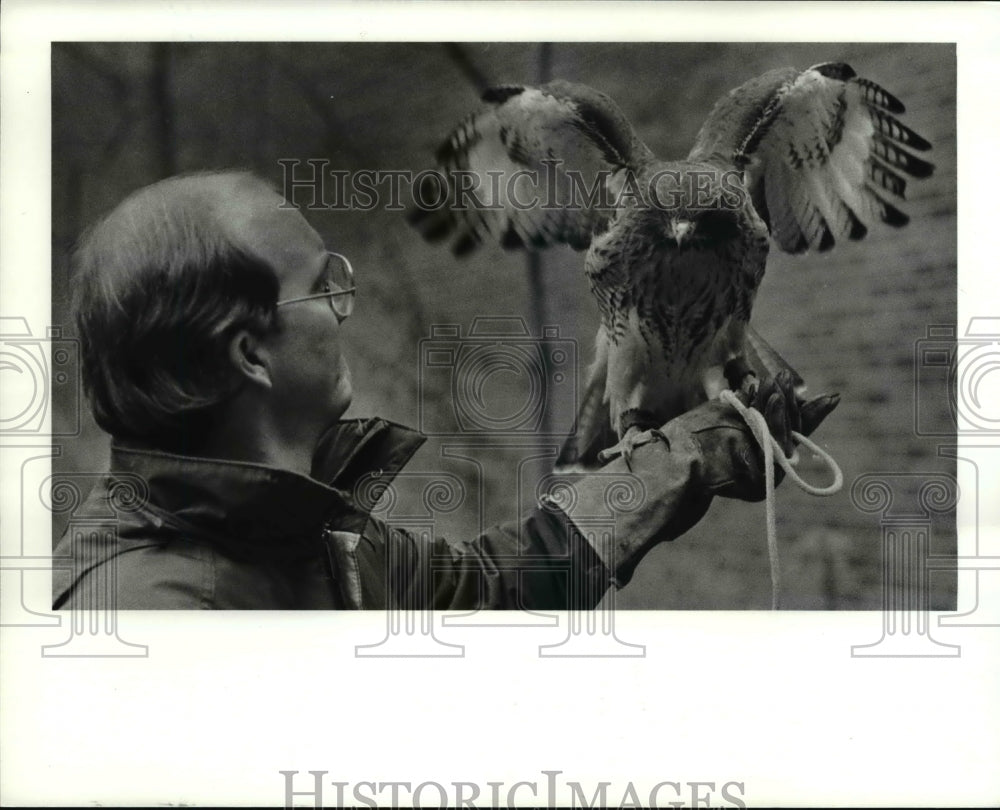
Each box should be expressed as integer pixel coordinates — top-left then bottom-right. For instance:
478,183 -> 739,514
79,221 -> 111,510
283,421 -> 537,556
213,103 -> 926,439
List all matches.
325,253 -> 355,318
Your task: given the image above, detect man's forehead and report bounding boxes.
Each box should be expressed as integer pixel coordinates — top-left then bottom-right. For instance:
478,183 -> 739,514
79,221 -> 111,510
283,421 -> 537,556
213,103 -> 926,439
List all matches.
215,180 -> 324,270
216,182 -> 306,235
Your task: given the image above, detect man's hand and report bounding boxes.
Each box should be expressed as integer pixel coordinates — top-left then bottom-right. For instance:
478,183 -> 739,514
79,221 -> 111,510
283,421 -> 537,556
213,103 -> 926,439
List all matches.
749,370 -> 841,459
555,374 -> 839,585
663,371 -> 840,503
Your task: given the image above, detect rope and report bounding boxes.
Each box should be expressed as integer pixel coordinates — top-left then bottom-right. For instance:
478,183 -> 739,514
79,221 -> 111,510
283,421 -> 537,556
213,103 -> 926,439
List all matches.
718,389 -> 843,610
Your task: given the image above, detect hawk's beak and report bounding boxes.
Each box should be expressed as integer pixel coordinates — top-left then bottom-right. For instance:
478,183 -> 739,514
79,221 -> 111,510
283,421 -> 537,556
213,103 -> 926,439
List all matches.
673,219 -> 694,246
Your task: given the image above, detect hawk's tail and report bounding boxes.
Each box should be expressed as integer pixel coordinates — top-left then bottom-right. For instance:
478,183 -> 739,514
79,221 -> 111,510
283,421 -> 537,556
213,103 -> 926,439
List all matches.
555,362 -> 615,471
744,325 -> 807,398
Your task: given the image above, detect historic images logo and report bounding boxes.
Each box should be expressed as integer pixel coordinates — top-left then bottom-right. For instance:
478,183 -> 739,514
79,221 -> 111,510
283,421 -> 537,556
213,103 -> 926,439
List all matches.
279,769 -> 748,809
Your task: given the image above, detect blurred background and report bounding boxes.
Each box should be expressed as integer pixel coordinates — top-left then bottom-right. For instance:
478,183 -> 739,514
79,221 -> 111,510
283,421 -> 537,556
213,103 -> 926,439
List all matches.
51,42 -> 956,609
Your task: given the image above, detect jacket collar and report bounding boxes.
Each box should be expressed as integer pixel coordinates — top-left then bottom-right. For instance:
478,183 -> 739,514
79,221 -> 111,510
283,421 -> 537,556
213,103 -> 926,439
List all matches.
110,418 -> 425,558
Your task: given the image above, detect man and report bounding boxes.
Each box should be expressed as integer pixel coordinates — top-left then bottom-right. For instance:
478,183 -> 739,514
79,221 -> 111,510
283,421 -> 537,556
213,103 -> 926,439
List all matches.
53,171 -> 837,610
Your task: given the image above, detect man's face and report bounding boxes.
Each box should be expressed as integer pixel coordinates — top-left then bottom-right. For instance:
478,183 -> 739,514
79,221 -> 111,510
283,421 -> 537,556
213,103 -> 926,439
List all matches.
225,184 -> 353,436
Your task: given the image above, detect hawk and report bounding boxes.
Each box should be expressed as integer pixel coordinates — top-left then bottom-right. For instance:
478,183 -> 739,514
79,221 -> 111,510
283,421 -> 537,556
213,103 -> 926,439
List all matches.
408,63 -> 933,467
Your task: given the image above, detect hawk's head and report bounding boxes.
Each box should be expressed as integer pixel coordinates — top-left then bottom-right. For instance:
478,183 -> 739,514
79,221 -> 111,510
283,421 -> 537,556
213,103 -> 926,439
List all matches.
667,209 -> 743,250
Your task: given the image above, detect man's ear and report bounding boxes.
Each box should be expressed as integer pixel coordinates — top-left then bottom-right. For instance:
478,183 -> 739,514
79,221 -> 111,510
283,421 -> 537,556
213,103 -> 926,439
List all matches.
228,329 -> 272,390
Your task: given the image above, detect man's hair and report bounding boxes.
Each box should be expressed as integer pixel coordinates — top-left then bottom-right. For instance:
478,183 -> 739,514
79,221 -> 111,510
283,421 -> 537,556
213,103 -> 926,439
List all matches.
73,171 -> 281,451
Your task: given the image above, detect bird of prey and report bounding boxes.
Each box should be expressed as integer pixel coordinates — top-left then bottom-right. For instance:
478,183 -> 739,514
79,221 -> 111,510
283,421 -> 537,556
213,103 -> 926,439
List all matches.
408,63 -> 933,467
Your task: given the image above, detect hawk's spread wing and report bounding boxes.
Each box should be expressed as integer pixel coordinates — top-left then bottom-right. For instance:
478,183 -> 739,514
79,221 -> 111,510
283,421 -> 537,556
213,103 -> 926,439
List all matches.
407,80 -> 652,255
409,65 -> 933,472
689,62 -> 933,254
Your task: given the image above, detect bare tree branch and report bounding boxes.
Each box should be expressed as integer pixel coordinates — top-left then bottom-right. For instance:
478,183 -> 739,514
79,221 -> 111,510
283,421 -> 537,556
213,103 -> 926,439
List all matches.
527,43 -> 554,438
269,47 -> 430,390
150,43 -> 177,177
442,43 -> 492,94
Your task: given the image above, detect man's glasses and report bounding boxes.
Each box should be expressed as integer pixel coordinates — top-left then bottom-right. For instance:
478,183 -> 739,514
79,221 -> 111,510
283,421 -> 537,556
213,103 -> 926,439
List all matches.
276,251 -> 356,321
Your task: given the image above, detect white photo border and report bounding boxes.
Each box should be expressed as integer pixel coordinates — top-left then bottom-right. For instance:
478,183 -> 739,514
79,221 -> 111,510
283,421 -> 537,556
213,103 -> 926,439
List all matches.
2,1 -> 998,807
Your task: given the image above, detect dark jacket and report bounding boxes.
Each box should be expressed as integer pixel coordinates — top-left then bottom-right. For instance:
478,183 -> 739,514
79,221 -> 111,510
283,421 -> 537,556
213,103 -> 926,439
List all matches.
52,418 -> 611,610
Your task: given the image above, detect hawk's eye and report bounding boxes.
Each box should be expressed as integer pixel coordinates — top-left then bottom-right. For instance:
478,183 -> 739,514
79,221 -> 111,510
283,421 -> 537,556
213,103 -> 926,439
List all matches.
696,210 -> 741,244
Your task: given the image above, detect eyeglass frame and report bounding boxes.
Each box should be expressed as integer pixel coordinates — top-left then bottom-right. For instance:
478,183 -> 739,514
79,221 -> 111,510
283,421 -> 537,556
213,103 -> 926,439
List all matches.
275,251 -> 356,320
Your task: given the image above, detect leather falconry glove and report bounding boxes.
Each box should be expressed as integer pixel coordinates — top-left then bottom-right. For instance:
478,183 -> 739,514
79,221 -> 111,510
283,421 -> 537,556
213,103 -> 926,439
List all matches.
546,372 -> 840,587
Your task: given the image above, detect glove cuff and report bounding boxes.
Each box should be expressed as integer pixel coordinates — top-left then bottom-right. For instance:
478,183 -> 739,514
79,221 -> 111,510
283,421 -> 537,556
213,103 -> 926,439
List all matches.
550,397 -> 777,586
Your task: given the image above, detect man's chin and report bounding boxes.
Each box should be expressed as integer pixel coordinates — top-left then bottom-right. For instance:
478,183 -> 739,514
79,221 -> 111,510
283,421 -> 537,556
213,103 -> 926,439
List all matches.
331,385 -> 353,422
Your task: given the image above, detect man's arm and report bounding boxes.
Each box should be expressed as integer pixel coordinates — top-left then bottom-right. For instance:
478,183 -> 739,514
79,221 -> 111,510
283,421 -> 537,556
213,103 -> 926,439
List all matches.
365,373 -> 838,610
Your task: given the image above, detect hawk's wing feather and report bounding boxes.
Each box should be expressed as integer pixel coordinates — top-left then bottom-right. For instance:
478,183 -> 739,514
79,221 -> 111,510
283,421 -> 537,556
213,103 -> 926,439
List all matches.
408,80 -> 651,256
689,62 -> 933,254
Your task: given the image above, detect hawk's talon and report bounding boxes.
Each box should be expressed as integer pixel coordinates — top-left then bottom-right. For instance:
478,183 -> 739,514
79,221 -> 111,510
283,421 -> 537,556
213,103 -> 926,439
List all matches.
741,374 -> 759,402
598,426 -> 668,467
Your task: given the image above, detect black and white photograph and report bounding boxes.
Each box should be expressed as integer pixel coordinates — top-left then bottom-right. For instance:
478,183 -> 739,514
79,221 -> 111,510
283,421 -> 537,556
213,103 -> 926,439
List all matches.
2,2 -> 998,807
49,40 -> 955,611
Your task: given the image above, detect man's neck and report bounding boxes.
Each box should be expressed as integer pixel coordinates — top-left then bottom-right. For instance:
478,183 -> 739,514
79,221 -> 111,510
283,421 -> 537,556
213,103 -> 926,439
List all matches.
199,408 -> 317,477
